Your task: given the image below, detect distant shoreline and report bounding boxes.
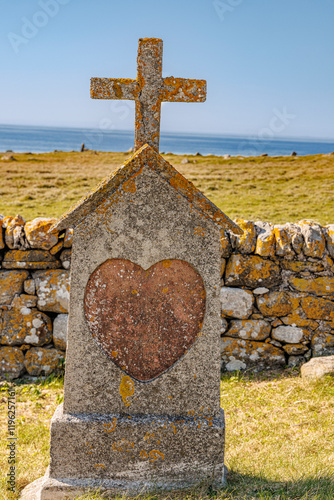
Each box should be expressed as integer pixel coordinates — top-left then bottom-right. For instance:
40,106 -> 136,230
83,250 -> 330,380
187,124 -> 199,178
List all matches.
0,124 -> 334,157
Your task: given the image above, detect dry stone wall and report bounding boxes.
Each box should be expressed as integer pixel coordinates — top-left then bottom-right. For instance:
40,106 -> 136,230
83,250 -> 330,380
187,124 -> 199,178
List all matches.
1,215 -> 334,379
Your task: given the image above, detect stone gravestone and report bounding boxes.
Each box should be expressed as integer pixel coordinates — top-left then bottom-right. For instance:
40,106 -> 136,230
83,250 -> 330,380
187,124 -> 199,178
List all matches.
21,38 -> 242,499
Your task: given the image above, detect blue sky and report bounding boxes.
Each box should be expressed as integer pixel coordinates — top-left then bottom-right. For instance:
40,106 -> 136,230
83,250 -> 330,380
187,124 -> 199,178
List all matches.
0,0 -> 333,139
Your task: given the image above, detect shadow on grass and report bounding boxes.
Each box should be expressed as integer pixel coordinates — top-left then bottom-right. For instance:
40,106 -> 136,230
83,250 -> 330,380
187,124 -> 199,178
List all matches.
221,469 -> 334,499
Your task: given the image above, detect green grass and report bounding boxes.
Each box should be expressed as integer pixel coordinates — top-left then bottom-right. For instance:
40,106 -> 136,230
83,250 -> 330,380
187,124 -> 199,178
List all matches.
1,371 -> 333,499
1,151 -> 333,224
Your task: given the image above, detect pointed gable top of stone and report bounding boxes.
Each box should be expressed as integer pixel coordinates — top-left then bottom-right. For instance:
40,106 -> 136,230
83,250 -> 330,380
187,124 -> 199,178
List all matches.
51,144 -> 242,234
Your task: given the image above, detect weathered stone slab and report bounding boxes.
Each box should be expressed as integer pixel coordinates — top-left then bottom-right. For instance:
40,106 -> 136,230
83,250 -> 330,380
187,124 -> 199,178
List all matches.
226,319 -> 270,341
274,225 -> 294,256
301,296 -> 334,321
64,228 -> 73,248
324,225 -> 334,258
283,343 -> 308,355
301,355 -> 334,379
53,314 -> 68,351
272,325 -> 309,344
24,347 -> 64,376
24,279 -> 36,295
220,287 -> 254,319
25,217 -> 59,250
281,309 -> 318,330
257,291 -> 298,317
46,403 -> 224,488
281,260 -> 324,272
2,249 -> 61,270
231,219 -> 256,254
0,346 -> 25,379
0,308 -> 52,346
0,270 -> 29,305
5,215 -> 27,250
33,270 -> 70,313
299,221 -> 326,258
225,254 -> 280,288
254,221 -> 275,257
220,337 -> 285,371
311,332 -> 334,357
289,276 -> 334,297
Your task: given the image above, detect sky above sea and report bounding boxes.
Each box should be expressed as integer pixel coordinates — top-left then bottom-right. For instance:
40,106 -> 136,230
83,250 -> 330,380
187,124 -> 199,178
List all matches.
0,1 -> 333,141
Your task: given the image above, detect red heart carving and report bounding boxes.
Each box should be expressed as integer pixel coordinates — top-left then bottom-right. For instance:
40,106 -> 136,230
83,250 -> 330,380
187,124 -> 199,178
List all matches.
84,259 -> 206,382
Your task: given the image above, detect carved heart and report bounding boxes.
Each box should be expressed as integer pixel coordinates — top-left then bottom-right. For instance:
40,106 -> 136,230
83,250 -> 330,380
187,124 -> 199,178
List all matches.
84,259 -> 206,382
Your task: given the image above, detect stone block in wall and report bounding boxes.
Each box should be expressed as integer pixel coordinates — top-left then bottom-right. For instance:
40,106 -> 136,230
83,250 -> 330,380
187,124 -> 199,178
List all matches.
24,218 -> 58,250
0,346 -> 25,379
272,325 -> 310,344
311,332 -> 334,357
274,225 -> 295,257
283,344 -> 309,355
53,314 -> 68,351
11,294 -> 37,310
220,287 -> 254,319
324,225 -> 334,258
50,240 -> 64,255
60,249 -> 71,270
289,276 -> 334,297
0,270 -> 29,305
0,309 -> 52,346
231,219 -> 257,254
24,279 -> 36,295
32,270 -> 70,313
0,218 -> 4,250
226,319 -> 270,341
24,347 -> 64,376
281,308 -> 318,330
220,229 -> 232,258
300,296 -> 334,321
220,337 -> 285,371
64,228 -> 73,248
4,215 -> 28,250
257,291 -> 299,317
281,261 -> 324,273
299,221 -> 326,258
254,221 -> 275,258
225,254 -> 280,288
2,250 -> 61,270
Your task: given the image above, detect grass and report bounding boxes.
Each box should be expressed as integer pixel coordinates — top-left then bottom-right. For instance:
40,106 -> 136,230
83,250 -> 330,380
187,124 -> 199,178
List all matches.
0,151 -> 333,224
1,371 -> 333,499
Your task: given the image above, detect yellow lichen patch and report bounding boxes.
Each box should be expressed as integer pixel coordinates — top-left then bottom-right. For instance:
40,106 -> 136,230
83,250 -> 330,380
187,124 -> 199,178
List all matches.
25,218 -> 59,250
139,450 -> 148,459
149,450 -> 165,462
301,296 -> 334,321
255,228 -> 276,258
123,178 -> 136,193
162,288 -> 168,294
119,374 -> 135,407
103,417 -> 117,433
257,292 -> 298,317
131,290 -> 138,295
233,219 -> 257,253
162,260 -> 171,268
281,309 -> 318,330
194,226 -> 205,237
111,351 -> 118,358
0,346 -> 25,379
290,276 -> 334,297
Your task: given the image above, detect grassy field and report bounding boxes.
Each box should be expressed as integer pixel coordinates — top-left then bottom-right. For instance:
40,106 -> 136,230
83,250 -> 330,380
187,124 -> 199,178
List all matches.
1,372 -> 333,500
1,151 -> 333,224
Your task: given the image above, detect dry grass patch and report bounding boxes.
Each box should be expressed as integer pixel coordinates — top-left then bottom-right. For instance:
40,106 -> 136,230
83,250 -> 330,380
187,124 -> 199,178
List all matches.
0,151 -> 333,224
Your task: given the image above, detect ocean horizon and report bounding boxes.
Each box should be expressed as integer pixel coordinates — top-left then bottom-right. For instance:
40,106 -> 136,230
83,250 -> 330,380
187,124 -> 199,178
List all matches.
0,123 -> 334,157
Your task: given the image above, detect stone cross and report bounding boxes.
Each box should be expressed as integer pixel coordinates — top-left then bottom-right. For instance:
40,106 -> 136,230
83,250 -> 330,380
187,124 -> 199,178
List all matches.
90,37 -> 207,152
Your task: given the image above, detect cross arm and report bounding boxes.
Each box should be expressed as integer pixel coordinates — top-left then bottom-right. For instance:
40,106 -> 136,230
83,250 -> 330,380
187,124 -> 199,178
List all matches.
161,77 -> 207,103
90,78 -> 139,100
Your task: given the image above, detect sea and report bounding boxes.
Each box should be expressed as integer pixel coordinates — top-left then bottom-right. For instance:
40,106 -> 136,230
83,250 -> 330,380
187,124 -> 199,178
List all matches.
0,124 -> 334,157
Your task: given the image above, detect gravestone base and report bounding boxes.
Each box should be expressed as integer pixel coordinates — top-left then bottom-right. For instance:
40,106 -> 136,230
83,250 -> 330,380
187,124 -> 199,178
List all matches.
20,403 -> 225,499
